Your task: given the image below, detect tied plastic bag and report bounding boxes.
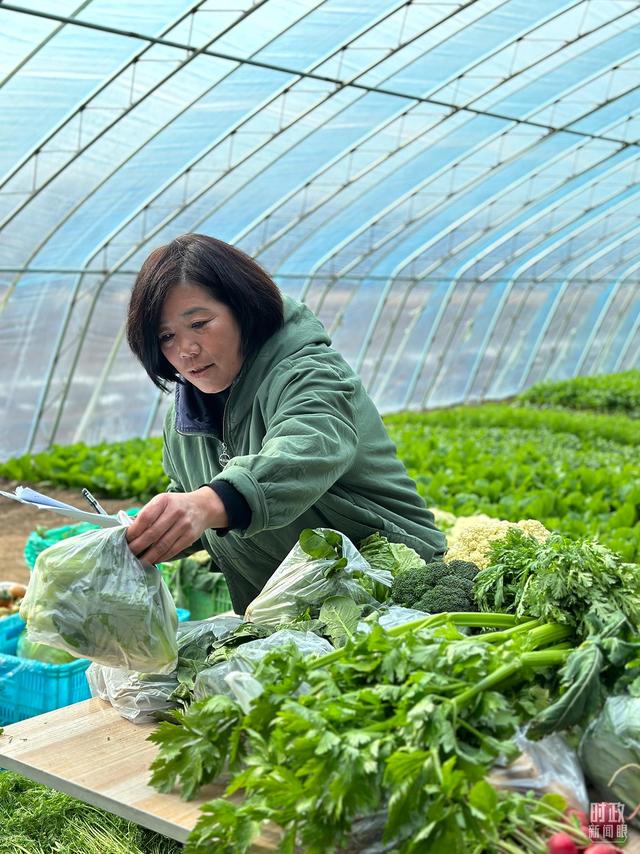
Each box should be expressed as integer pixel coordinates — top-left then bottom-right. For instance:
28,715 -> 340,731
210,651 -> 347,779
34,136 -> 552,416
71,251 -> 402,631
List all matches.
194,629 -> 333,701
20,526 -> 178,673
489,729 -> 588,812
244,528 -> 392,627
579,695 -> 640,828
86,663 -> 178,724
87,616 -> 245,724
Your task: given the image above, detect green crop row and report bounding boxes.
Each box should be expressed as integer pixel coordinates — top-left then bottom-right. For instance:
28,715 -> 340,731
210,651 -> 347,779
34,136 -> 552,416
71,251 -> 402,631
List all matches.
385,406 -> 640,561
2,398 -> 638,561
518,369 -> 640,418
0,437 -> 166,501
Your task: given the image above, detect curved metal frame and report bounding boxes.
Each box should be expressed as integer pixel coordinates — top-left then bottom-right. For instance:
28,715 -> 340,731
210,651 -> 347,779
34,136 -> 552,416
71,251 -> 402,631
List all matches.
1,0 -> 639,455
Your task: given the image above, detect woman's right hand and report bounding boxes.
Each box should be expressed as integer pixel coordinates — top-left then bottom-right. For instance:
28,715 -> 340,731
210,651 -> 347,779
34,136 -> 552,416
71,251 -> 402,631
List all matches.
125,488 -> 227,564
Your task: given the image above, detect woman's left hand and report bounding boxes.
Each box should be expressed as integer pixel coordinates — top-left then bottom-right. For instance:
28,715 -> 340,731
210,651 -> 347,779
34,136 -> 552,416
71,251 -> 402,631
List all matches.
125,487 -> 227,564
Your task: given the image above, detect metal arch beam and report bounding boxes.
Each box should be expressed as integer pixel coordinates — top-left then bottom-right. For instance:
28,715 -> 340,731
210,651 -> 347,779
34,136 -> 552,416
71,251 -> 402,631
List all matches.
300,37 -> 640,291
458,157 -> 640,400
0,1 -> 94,88
365,138 -> 635,405
2,1 -> 637,149
532,227 -> 640,385
234,0 -> 582,259
407,161 -> 640,408
260,6 -> 636,284
310,33 -> 640,284
0,1 -> 211,195
361,100 -> 639,407
614,295 -> 640,371
353,134 -> 637,404
572,256 -> 640,376
0,0 -> 279,241
510,194 -> 640,392
32,0 -> 431,448
12,0 -> 636,444
20,2 -> 636,324
27,0 -> 335,451
590,261 -> 640,374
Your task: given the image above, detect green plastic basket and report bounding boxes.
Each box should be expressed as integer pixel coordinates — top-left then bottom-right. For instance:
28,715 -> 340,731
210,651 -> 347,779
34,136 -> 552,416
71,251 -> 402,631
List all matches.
186,579 -> 233,619
24,510 -> 140,571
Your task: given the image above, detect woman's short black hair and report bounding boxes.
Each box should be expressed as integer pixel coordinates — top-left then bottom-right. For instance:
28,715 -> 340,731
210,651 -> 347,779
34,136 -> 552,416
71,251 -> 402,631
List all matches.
127,233 -> 284,391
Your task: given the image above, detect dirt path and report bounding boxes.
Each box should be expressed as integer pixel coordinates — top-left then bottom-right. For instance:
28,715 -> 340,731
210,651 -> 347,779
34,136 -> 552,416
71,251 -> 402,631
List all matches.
0,479 -> 138,586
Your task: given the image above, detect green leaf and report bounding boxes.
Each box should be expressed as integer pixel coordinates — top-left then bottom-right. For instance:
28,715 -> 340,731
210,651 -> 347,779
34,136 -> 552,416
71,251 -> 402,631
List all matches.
468,780 -> 498,815
319,596 -> 363,646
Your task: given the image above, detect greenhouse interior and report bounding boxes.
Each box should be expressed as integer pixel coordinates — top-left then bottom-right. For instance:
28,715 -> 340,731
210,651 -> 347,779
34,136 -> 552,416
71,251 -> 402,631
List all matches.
0,1 -> 639,852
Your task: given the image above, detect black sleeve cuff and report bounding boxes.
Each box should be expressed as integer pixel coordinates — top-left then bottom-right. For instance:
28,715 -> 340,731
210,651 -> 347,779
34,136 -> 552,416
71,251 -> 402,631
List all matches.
204,481 -> 252,536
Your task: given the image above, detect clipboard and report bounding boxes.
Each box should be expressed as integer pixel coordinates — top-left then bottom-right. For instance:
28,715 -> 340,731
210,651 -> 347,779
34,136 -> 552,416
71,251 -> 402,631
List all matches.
0,486 -> 123,528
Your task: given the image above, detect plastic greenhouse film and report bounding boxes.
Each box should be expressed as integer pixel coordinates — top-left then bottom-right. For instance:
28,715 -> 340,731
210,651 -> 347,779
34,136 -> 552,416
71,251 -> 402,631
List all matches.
579,695 -> 640,828
489,729 -> 588,813
193,629 -> 333,701
19,526 -> 178,673
244,528 -> 392,627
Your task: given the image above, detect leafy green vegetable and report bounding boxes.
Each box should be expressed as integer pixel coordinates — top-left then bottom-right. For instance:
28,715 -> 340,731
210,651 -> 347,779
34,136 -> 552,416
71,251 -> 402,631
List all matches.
358,533 -> 427,577
476,529 -> 640,734
318,595 -> 363,646
244,528 -> 392,627
579,695 -> 640,828
149,613 -> 579,852
16,628 -> 76,665
518,369 -> 640,418
0,771 -> 181,853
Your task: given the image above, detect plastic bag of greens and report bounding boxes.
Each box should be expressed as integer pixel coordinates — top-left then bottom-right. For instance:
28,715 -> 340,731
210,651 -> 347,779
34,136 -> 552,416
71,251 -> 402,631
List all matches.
16,629 -> 76,665
579,695 -> 640,828
86,663 -> 178,724
244,528 -> 392,627
489,730 -> 588,812
87,616 -> 245,723
20,526 -> 178,673
194,629 -> 333,700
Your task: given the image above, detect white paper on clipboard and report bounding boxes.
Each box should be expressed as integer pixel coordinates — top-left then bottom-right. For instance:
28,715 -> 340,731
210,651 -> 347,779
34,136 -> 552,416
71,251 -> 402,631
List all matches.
0,486 -> 123,528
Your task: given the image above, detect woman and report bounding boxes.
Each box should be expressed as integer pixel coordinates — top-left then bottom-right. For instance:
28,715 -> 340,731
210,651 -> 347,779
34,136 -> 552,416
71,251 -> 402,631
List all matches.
125,233 -> 446,614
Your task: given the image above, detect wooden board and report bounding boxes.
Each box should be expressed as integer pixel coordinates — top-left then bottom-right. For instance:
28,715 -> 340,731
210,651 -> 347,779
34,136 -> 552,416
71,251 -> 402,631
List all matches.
0,698 -> 280,849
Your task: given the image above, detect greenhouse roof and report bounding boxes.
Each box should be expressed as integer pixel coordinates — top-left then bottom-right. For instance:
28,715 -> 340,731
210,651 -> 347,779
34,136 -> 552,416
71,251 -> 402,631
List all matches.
1,0 -> 639,459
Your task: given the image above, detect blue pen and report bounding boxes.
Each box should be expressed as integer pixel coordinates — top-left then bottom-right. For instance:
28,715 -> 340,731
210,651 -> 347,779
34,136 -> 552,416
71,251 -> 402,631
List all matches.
82,488 -> 108,516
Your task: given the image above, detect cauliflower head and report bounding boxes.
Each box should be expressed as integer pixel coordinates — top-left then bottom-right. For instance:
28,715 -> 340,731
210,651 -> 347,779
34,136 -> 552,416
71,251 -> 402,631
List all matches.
444,514 -> 550,569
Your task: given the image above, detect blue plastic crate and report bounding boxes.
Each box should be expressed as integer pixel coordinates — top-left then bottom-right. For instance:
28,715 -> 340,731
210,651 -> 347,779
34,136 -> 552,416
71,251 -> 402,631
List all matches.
0,608 -> 189,725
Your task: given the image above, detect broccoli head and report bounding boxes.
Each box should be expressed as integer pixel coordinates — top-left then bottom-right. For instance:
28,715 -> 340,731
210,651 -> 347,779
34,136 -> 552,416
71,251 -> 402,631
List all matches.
416,582 -> 478,614
444,559 -> 481,582
390,560 -> 447,608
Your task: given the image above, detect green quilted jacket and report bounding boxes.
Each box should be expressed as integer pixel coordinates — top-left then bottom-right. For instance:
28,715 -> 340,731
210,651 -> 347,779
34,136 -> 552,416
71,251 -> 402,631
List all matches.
163,296 -> 446,612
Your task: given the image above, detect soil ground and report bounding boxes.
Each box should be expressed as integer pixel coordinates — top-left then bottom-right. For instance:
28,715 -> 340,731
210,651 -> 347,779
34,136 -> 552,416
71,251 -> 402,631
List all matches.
0,478 -> 134,586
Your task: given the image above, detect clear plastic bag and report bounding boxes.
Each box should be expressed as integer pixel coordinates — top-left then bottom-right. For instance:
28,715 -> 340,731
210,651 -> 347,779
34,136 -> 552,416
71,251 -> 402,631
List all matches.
194,629 -> 333,700
244,528 -> 392,627
358,606 -> 428,634
86,663 -> 178,724
19,526 -> 178,673
489,729 -> 588,812
579,695 -> 640,828
86,616 -> 245,724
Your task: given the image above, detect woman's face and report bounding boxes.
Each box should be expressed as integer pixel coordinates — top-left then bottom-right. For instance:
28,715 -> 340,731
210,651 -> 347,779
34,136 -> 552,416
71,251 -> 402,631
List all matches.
159,282 -> 243,393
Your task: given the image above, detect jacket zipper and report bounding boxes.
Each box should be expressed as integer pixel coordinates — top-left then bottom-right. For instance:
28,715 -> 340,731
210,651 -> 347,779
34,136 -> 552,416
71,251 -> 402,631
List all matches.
219,396 -> 232,468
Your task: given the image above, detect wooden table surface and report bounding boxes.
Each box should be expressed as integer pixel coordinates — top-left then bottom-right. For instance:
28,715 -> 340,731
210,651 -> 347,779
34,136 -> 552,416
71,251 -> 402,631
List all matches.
0,698 -> 280,849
